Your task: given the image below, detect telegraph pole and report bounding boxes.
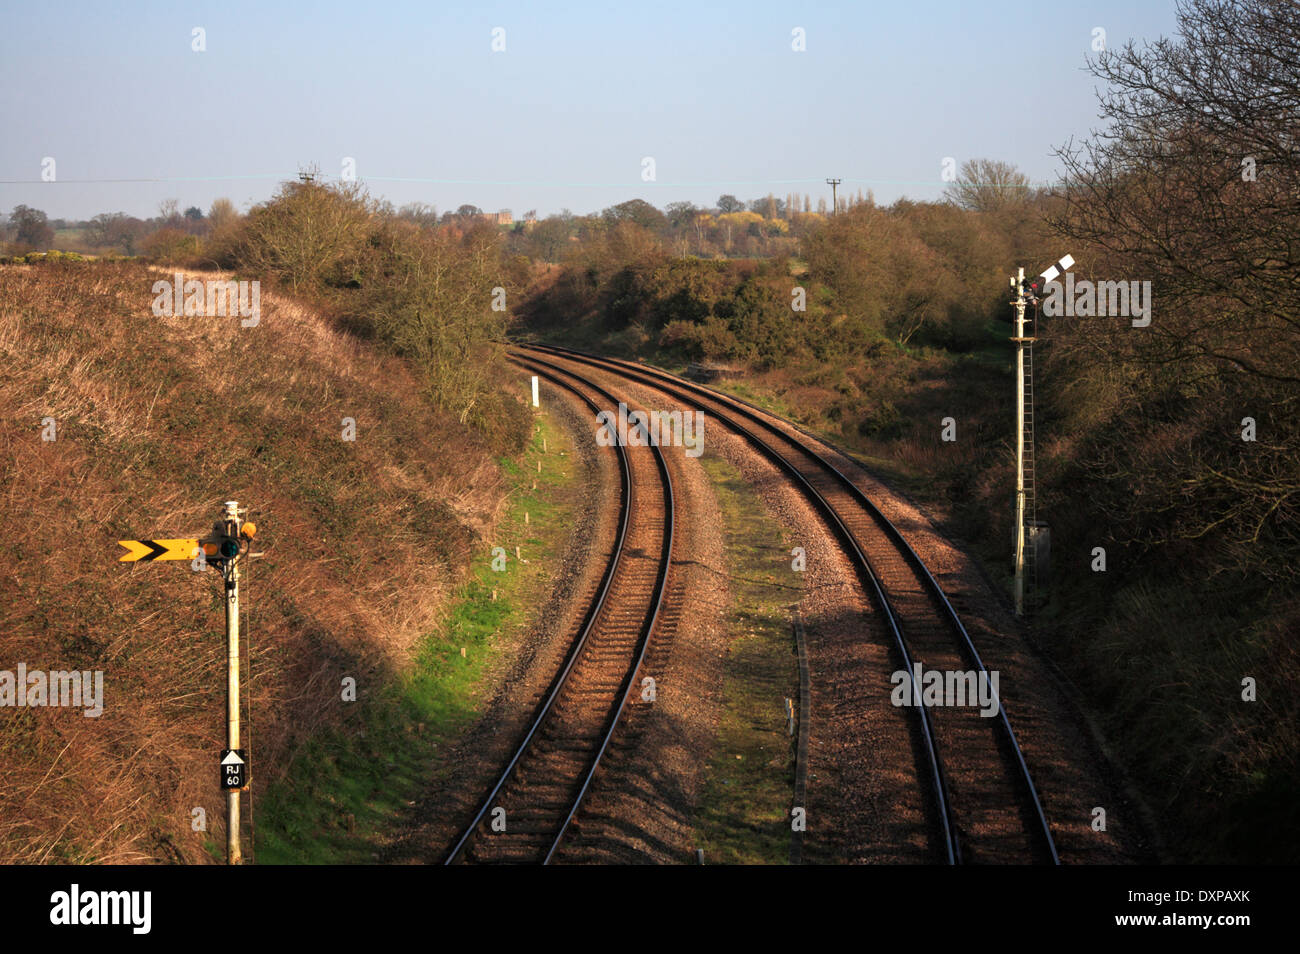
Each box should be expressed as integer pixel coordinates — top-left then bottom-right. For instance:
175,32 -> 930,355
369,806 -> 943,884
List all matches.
825,178 -> 842,214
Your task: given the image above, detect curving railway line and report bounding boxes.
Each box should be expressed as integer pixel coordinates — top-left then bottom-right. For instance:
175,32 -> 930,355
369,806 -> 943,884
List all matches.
516,343 -> 1059,865
443,356 -> 675,865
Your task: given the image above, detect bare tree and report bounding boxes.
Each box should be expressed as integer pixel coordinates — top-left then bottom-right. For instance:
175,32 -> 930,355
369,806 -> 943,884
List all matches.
208,198 -> 238,231
397,202 -> 439,228
86,212 -> 145,255
157,198 -> 181,226
944,158 -> 1033,212
1049,0 -> 1300,575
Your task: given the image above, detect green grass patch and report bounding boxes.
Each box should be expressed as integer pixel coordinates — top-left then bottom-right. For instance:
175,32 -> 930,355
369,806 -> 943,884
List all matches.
712,379 -> 798,423
255,410 -> 575,863
692,452 -> 802,864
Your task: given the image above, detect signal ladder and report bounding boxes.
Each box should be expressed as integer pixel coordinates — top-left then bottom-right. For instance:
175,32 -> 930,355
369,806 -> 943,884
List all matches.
1021,339 -> 1040,610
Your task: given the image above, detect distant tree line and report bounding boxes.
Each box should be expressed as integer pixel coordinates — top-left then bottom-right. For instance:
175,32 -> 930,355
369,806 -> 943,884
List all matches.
2,197 -> 236,258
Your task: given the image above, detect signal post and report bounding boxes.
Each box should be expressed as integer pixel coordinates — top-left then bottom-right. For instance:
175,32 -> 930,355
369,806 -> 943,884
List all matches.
119,500 -> 258,864
1010,254 -> 1073,617
219,501 -> 246,865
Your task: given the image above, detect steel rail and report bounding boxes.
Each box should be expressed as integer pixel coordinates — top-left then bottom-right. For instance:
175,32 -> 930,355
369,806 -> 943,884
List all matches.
525,342 -> 1059,864
517,346 -> 961,864
443,356 -> 673,864
530,358 -> 675,864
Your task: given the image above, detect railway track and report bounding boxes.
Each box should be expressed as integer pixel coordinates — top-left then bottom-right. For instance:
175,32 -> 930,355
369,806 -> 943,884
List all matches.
443,357 -> 675,865
520,343 -> 1059,865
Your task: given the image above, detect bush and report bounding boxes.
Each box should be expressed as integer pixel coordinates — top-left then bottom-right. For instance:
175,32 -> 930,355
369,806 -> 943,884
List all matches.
216,181 -> 527,452
659,316 -> 738,361
141,227 -> 200,264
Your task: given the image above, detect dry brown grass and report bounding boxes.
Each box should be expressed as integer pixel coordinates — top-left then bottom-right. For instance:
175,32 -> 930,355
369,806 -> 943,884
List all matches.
0,261 -> 506,863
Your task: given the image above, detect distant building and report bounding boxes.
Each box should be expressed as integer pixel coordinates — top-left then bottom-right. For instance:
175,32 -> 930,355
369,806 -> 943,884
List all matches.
479,209 -> 512,226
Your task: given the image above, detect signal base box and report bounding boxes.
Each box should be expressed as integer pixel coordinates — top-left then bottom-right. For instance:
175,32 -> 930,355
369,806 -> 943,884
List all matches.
1027,521 -> 1051,585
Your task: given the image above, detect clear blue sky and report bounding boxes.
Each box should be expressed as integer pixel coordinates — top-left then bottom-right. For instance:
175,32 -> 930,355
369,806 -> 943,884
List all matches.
0,0 -> 1182,221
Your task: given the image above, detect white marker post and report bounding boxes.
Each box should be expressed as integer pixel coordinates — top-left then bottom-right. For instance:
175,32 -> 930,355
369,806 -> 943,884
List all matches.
531,375 -> 540,408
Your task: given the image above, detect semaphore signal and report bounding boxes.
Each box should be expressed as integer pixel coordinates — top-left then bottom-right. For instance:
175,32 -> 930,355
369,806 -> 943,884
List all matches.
1009,256 -> 1073,617
1021,254 -> 1076,301
118,500 -> 260,864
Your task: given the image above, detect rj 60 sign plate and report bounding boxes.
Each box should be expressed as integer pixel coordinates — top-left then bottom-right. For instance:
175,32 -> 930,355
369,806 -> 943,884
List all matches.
220,749 -> 247,789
